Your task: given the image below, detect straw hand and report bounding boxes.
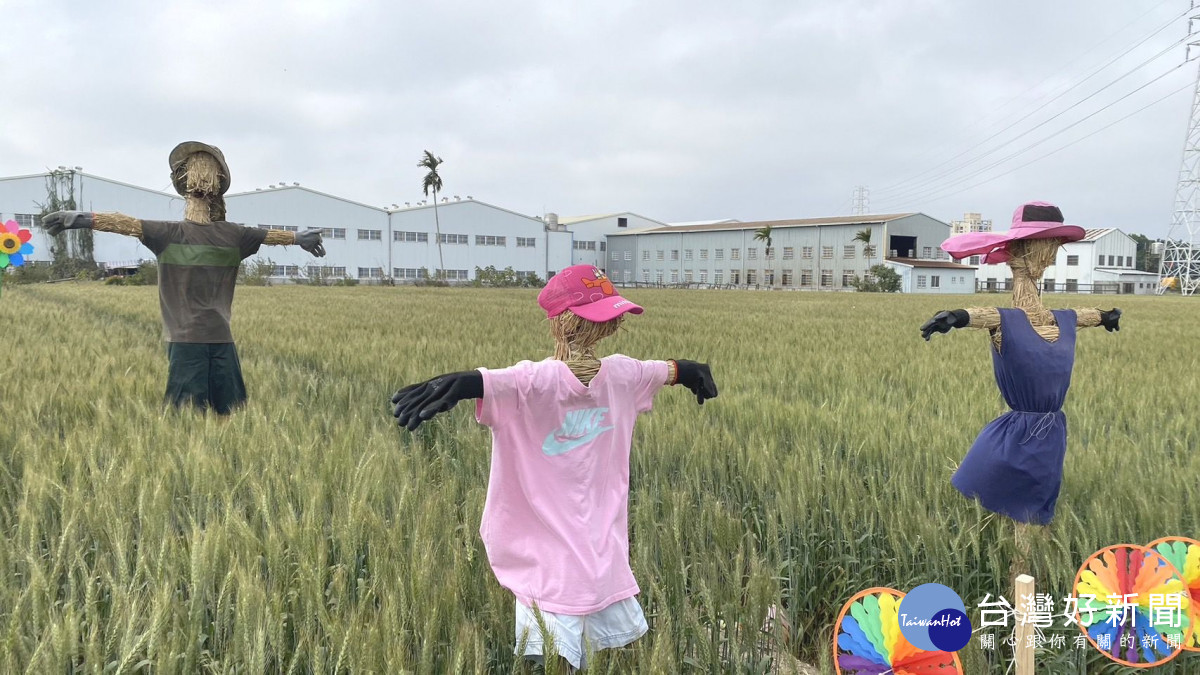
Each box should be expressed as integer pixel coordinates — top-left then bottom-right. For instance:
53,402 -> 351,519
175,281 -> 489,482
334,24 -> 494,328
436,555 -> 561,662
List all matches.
673,360 -> 718,405
296,228 -> 326,257
41,211 -> 93,236
391,371 -> 483,431
921,309 -> 969,341
1100,308 -> 1121,332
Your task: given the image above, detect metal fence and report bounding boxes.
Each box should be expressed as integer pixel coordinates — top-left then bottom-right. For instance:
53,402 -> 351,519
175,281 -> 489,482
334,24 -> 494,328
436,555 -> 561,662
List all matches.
975,281 -> 1139,294
615,282 -> 852,292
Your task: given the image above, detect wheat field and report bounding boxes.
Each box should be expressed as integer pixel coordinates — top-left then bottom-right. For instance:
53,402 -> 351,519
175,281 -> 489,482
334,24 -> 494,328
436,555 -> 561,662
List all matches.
0,283 -> 1196,674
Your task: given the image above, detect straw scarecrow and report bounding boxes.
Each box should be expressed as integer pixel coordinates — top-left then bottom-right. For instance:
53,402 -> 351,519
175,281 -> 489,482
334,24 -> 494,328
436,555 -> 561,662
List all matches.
921,202 -> 1121,577
41,141 -> 326,414
391,265 -> 718,671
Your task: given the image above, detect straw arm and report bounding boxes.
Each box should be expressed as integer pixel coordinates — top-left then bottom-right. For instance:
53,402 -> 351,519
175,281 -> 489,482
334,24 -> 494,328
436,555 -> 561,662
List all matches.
965,307 -> 1001,330
263,229 -> 296,246
93,212 -> 143,238
1075,308 -> 1102,328
262,228 -> 325,256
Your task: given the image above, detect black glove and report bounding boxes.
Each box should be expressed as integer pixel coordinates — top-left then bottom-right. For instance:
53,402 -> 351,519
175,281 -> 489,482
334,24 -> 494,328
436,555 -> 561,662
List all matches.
391,371 -> 484,431
673,359 -> 718,405
1100,308 -> 1121,332
921,309 -> 970,341
41,211 -> 93,236
296,228 -> 326,257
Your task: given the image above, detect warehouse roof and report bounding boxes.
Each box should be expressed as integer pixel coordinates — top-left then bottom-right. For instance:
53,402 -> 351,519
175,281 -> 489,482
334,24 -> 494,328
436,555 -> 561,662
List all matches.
559,212 -> 669,227
1081,228 -> 1115,241
885,257 -> 976,270
608,213 -> 918,235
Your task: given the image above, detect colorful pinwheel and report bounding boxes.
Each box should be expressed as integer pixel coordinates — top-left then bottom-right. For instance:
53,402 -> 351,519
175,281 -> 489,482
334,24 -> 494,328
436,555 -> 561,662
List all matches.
1073,544 -> 1193,668
833,587 -> 964,674
0,219 -> 34,268
1148,537 -> 1200,651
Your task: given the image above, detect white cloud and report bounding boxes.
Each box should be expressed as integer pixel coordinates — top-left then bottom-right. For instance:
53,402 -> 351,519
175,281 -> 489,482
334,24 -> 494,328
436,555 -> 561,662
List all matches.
1,0 -> 1190,235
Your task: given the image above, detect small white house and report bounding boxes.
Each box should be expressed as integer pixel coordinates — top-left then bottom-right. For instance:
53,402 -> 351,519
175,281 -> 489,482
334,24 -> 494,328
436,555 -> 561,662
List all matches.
968,228 -> 1159,295
884,258 -> 977,294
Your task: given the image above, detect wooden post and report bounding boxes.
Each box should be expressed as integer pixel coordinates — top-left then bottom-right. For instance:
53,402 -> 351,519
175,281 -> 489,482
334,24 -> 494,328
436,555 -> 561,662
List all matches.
1014,574 -> 1036,675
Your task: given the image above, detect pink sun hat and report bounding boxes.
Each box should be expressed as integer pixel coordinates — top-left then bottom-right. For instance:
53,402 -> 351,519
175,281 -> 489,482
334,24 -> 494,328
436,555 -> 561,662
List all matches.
941,201 -> 1086,264
537,264 -> 644,322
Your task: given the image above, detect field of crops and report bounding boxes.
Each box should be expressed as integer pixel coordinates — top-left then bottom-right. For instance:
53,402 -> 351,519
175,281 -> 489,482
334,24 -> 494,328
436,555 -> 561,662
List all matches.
1,283 -> 1196,674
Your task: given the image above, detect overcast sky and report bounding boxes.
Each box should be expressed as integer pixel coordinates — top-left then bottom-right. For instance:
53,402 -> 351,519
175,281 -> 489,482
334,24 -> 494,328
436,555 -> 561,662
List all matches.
2,0 -> 1194,237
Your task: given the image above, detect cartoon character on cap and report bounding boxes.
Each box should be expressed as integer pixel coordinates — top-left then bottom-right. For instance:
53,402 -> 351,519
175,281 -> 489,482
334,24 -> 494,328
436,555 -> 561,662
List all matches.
39,142 -> 328,415
920,202 -> 1122,558
389,264 -> 718,670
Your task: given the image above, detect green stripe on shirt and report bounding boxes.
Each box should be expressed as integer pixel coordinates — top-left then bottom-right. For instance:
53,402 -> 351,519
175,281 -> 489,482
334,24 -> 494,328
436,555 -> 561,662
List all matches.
158,243 -> 241,267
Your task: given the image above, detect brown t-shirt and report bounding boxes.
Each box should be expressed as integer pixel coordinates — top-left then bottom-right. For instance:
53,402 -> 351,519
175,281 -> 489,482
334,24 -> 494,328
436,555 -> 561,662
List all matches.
140,220 -> 267,343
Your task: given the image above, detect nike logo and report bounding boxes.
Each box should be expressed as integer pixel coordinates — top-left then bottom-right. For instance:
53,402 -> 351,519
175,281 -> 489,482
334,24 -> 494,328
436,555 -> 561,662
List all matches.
542,407 -> 614,456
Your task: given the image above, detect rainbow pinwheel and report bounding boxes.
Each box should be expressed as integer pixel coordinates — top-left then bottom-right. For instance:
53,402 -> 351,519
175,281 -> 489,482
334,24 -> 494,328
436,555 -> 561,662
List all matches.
1148,537 -> 1200,651
1073,544 -> 1193,668
834,587 -> 964,674
0,219 -> 34,268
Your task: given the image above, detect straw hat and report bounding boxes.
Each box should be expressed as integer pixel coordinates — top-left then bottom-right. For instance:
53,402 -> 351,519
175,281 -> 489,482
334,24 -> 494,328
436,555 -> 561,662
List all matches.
169,141 -> 231,196
941,201 -> 1085,264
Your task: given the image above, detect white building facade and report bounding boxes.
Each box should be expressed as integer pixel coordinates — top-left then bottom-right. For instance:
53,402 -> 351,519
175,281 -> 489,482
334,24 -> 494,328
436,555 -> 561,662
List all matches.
225,188 -> 569,282
951,212 -> 992,235
967,228 -> 1159,295
604,213 -> 956,292
0,170 -> 182,267
884,259 -> 977,294
0,171 -> 577,283
559,212 -> 668,270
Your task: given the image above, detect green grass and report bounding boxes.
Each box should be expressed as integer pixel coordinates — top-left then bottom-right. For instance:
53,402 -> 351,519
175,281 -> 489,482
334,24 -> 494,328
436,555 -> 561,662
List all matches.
0,283 -> 1196,674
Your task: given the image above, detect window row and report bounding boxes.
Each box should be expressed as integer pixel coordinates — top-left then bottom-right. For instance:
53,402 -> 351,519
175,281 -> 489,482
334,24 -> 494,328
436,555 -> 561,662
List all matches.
573,240 -> 607,251
635,268 -> 890,286
915,274 -> 969,289
251,228 -> 540,247
391,232 -> 536,248
634,244 -> 879,262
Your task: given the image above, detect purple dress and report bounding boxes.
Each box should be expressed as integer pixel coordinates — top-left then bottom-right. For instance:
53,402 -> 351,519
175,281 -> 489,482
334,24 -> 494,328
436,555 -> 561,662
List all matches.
951,308 -> 1077,525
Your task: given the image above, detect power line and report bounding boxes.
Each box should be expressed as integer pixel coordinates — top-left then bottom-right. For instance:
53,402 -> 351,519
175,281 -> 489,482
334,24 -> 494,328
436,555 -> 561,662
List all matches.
891,62 -> 1189,205
974,0 -> 1177,124
901,79 -> 1193,207
894,0 -> 1178,175
880,35 -> 1190,205
876,6 -> 1190,196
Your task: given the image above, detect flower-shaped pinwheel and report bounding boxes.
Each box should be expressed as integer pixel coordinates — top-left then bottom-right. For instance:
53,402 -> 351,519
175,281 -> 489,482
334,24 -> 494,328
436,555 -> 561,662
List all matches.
0,220 -> 34,268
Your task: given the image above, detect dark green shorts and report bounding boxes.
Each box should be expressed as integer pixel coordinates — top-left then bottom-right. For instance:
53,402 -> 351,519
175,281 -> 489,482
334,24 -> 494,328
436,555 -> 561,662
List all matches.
165,342 -> 247,415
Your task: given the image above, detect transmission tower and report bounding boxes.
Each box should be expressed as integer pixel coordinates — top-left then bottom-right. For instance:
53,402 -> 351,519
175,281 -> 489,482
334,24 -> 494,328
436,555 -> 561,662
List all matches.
1161,3 -> 1200,296
852,186 -> 870,215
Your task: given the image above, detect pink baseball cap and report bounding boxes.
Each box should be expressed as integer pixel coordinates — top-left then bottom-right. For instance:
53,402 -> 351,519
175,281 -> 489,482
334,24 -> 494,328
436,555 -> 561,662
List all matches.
537,265 -> 644,322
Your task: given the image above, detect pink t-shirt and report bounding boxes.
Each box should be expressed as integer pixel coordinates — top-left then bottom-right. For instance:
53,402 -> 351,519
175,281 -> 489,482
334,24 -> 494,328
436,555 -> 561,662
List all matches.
474,355 -> 669,614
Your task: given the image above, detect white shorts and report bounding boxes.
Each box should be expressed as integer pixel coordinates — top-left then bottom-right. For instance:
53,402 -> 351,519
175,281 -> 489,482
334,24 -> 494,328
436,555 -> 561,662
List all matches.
515,596 -> 648,670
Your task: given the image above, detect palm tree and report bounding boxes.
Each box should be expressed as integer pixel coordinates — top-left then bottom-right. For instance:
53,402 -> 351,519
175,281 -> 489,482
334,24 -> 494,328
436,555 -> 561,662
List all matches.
754,226 -> 773,287
418,151 -> 445,277
854,227 -> 873,277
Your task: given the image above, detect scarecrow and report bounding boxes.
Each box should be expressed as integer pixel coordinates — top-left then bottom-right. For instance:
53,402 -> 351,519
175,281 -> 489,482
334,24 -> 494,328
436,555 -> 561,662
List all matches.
390,265 -> 718,671
41,141 -> 327,414
922,202 -> 1121,524
921,202 -> 1121,585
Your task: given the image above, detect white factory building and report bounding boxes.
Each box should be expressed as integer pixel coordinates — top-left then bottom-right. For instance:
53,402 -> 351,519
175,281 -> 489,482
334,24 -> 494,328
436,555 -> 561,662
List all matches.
605,213 -> 976,292
0,169 -> 581,282
1,169 -> 1158,295
558,213 -> 669,269
963,227 -> 1160,295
